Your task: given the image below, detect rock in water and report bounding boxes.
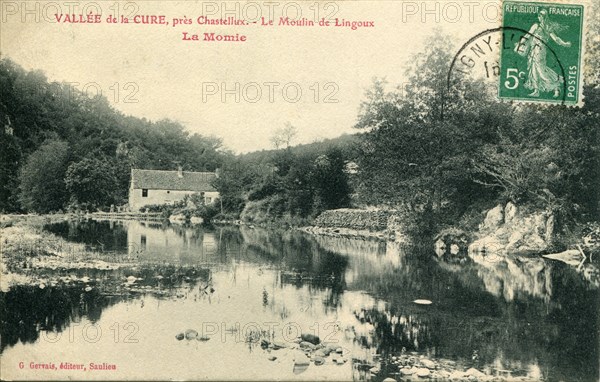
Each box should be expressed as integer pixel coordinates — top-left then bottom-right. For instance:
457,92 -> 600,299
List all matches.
416,368 -> 430,377
300,333 -> 320,345
449,371 -> 465,379
383,378 -> 397,382
268,356 -> 277,361
293,352 -> 310,365
313,356 -> 325,366
293,352 -> 310,374
324,344 -> 338,354
299,341 -> 316,350
465,368 -> 485,378
413,299 -> 432,305
332,355 -> 347,365
175,333 -> 184,341
185,329 -> 198,340
421,359 -> 435,369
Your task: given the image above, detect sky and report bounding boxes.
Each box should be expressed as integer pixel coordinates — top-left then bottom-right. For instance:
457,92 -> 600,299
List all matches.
1,1 -> 501,153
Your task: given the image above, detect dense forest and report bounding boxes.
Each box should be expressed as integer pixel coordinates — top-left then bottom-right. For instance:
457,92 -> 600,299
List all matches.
1,12 -> 599,237
0,59 -> 356,218
0,58 -> 225,212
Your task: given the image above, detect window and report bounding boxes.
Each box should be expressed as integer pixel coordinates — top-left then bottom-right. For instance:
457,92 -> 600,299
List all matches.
142,189 -> 148,197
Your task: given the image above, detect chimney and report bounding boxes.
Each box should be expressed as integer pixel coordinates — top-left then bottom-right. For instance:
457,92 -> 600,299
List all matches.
177,165 -> 183,178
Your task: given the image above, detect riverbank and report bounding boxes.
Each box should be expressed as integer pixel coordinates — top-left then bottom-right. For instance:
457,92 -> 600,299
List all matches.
0,214 -> 130,291
86,211 -> 164,221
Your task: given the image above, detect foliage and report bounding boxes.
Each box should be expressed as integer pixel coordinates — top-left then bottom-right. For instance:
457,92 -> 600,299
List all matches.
474,98 -> 599,221
311,148 -> 351,211
17,139 -> 69,213
0,58 -> 227,212
0,130 -> 21,212
142,203 -> 181,220
353,29 -> 599,236
354,33 -> 501,220
193,203 -> 220,222
65,157 -> 119,210
214,138 -> 355,221
270,122 -> 297,149
246,149 -> 351,220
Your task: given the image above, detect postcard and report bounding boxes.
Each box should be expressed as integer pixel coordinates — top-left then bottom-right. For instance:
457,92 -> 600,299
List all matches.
1,0 -> 598,381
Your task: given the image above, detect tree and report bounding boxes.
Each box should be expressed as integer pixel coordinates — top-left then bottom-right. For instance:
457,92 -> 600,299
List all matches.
0,127 -> 22,212
353,31 -> 509,226
212,157 -> 255,216
312,148 -> 351,212
270,122 -> 297,149
65,157 -> 119,210
18,139 -> 69,213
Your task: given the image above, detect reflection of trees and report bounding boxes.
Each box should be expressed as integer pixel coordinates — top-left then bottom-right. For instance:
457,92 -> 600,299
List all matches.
236,227 -> 349,309
0,264 -> 212,354
543,264 -> 600,382
346,242 -> 599,381
44,219 -> 128,251
0,285 -> 120,353
350,244 -> 502,317
351,308 -> 432,354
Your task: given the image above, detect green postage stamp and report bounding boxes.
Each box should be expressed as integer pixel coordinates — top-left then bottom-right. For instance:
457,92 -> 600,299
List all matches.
499,1 -> 585,106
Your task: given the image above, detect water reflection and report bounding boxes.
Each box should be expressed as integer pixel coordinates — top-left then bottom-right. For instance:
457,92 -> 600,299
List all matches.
0,285 -> 120,353
0,219 -> 597,381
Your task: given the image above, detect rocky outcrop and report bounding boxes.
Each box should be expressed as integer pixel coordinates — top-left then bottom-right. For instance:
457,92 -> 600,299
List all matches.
469,202 -> 554,254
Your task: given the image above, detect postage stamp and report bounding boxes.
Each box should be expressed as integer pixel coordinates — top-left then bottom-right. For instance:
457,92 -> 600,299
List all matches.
499,1 -> 585,106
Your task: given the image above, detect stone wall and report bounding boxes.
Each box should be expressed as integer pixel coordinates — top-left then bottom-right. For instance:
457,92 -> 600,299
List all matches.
312,209 -> 400,232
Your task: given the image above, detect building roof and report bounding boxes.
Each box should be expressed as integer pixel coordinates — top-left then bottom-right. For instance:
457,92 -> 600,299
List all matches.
131,169 -> 217,192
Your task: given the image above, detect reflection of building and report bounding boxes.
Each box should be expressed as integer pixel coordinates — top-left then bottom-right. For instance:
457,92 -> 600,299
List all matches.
129,167 -> 219,211
127,221 -> 217,261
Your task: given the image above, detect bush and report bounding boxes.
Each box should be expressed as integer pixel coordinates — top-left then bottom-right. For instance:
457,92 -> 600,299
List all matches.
193,203 -> 220,222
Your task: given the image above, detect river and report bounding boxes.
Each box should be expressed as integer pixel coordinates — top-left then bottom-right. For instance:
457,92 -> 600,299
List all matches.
1,219 -> 598,381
